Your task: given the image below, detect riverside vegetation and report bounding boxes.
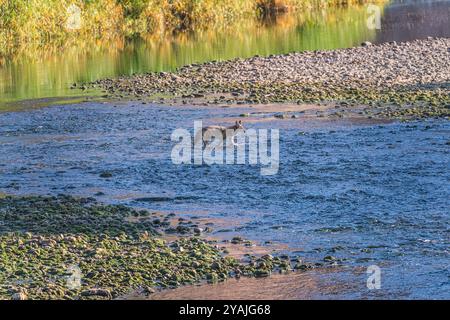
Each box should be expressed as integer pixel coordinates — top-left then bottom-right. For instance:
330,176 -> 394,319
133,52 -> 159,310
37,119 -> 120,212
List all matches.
0,0 -> 384,59
0,195 -> 322,300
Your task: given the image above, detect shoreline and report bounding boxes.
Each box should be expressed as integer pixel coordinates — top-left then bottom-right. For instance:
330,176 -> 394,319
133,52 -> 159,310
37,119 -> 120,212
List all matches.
123,270 -> 324,300
0,194 -> 330,300
86,37 -> 450,121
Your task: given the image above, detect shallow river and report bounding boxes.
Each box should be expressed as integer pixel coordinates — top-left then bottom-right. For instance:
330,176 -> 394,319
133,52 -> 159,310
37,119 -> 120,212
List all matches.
0,102 -> 448,299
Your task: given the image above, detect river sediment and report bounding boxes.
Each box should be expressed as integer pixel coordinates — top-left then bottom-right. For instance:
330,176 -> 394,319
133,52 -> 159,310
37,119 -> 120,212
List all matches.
88,37 -> 450,120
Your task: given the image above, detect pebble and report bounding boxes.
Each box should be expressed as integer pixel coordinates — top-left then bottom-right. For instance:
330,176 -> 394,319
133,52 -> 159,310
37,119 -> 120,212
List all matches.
81,289 -> 112,298
11,291 -> 28,300
87,38 -> 450,121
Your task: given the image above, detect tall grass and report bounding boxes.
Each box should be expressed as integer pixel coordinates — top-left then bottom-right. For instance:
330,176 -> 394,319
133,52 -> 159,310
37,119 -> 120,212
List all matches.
0,1 -> 123,42
0,0 -> 383,58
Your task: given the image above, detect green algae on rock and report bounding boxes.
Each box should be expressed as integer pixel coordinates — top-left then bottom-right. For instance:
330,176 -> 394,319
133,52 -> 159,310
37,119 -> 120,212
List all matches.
0,195 -> 158,237
0,233 -> 234,299
0,195 -> 304,300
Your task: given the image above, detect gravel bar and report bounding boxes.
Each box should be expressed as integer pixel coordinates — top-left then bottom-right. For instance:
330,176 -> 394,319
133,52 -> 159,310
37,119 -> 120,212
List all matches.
87,37 -> 450,120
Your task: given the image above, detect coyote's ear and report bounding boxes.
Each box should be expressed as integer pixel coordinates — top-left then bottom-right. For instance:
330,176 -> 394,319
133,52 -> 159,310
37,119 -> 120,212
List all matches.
238,120 -> 242,124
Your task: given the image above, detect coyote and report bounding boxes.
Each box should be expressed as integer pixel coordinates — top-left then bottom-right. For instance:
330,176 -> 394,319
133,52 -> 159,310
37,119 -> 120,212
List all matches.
197,120 -> 245,146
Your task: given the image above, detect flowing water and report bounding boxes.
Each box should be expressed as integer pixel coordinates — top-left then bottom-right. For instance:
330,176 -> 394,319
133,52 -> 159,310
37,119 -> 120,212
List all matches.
0,0 -> 449,299
0,102 -> 448,299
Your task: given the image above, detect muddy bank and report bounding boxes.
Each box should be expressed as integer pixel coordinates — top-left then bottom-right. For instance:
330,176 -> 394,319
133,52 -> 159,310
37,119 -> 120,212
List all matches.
0,195 -> 328,300
86,38 -> 450,120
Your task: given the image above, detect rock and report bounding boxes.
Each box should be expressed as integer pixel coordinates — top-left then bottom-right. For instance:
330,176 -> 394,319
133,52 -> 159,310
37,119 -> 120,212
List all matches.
211,261 -> 221,270
361,41 -> 372,47
99,171 -> 113,178
323,255 -> 337,262
143,287 -> 156,295
244,241 -> 254,247
274,113 -> 287,119
206,272 -> 219,283
204,227 -> 213,233
11,291 -> 27,300
294,263 -> 308,270
254,270 -> 271,278
231,236 -> 243,244
81,289 -> 112,298
193,227 -> 203,234
39,239 -> 57,247
172,246 -> 184,253
175,225 -> 190,234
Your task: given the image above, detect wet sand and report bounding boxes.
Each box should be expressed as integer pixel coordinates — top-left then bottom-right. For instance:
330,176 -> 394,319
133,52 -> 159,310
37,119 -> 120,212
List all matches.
122,266 -> 366,300
146,272 -> 319,300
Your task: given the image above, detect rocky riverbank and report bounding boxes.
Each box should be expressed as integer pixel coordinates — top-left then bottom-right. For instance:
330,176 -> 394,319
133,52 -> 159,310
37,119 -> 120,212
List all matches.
0,195 -> 321,300
87,37 -> 450,120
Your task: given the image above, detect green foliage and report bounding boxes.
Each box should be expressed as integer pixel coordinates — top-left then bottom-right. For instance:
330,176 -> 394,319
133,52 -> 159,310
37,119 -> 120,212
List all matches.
0,0 -> 385,58
118,0 -> 149,18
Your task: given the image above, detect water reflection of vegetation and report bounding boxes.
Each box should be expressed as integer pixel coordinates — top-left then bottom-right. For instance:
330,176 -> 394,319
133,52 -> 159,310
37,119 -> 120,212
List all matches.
0,4 -> 383,106
0,0 -> 382,58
